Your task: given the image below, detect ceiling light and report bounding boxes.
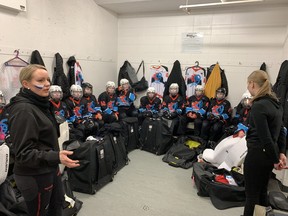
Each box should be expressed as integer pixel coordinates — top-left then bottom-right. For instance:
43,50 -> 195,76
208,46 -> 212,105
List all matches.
179,0 -> 264,9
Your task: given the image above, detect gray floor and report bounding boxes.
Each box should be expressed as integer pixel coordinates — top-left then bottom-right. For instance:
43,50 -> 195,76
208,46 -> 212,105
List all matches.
75,149 -> 244,216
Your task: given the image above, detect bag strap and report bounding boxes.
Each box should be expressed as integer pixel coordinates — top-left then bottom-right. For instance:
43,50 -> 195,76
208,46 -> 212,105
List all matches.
136,60 -> 145,77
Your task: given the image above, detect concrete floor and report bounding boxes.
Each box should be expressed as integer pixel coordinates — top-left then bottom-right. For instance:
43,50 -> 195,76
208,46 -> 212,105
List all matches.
75,149 -> 244,216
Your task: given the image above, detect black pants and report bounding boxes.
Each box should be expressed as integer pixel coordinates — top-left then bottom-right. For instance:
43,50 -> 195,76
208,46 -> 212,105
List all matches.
243,148 -> 273,216
201,119 -> 225,141
14,169 -> 64,216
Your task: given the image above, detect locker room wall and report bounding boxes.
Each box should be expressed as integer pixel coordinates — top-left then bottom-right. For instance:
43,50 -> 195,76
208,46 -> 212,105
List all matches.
283,26 -> 288,59
118,6 -> 288,107
0,0 -> 118,97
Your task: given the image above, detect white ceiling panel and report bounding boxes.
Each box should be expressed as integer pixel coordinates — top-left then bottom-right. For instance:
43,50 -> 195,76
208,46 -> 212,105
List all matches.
93,0 -> 288,16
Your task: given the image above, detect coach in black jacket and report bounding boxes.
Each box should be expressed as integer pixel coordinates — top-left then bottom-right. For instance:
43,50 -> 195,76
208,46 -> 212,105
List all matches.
243,70 -> 287,216
8,64 -> 79,216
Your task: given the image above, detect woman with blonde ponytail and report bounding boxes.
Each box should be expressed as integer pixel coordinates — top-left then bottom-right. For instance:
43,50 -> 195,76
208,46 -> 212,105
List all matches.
243,70 -> 287,216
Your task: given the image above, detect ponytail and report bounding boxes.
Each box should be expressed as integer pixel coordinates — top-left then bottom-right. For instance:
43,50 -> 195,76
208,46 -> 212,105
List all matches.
247,70 -> 278,102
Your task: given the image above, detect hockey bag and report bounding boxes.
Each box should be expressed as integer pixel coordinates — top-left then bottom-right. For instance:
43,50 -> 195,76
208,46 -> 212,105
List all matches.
192,162 -> 245,210
120,117 -> 139,152
140,117 -> 173,155
62,172 -> 83,216
162,135 -> 206,168
0,175 -> 29,216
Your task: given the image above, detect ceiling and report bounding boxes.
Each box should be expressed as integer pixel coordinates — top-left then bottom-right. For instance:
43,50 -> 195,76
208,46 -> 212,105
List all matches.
93,0 -> 288,16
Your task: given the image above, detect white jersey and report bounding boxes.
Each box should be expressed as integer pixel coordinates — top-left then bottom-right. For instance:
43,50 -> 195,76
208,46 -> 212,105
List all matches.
0,65 -> 25,103
185,66 -> 206,98
74,62 -> 84,86
149,65 -> 168,98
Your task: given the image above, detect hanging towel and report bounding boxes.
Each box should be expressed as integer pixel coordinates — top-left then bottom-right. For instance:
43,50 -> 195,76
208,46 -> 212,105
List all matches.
204,64 -> 222,99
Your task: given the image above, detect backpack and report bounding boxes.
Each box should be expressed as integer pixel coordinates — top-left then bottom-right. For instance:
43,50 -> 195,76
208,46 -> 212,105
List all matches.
118,61 -> 148,92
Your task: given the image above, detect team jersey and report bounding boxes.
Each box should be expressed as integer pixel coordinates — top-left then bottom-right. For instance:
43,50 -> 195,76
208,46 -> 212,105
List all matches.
50,100 -> 70,119
98,91 -> 118,114
185,66 -> 206,98
162,94 -> 185,113
81,95 -> 101,116
0,66 -> 27,103
116,88 -> 136,107
149,65 -> 169,98
186,95 -> 210,116
207,98 -> 232,120
139,96 -> 161,113
0,107 -> 8,142
65,97 -> 87,124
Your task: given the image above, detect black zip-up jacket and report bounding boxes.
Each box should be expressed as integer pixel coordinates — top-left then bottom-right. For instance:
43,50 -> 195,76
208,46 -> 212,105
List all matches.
246,95 -> 286,163
8,96 -> 60,175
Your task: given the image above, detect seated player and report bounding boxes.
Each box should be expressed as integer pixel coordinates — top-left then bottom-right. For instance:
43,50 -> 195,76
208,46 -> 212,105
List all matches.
98,81 -> 119,124
201,87 -> 232,142
183,85 -> 209,136
49,85 -> 70,124
0,91 -> 8,143
116,78 -> 137,120
161,83 -> 185,135
138,87 -> 161,124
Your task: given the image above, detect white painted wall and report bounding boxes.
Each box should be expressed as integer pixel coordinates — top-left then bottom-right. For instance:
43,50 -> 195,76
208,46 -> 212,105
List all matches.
0,0 -> 118,97
283,26 -> 288,59
118,6 -> 288,107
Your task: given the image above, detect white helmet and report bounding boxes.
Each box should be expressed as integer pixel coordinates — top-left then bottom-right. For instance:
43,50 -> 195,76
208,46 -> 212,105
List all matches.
147,87 -> 156,94
242,91 -> 252,99
169,83 -> 179,90
241,91 -> 252,108
169,83 -> 179,95
70,84 -> 83,100
120,78 -> 129,86
106,81 -> 116,89
49,85 -> 63,101
49,85 -> 62,93
0,90 -> 6,106
195,85 -> 204,92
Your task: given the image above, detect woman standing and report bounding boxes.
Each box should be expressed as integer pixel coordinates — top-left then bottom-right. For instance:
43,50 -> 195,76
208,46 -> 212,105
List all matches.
8,64 -> 79,216
243,70 -> 287,216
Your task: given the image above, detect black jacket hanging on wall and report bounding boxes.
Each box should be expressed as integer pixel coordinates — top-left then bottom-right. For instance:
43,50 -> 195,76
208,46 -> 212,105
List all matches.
52,53 -> 70,100
163,60 -> 186,99
67,56 -> 77,86
30,50 -> 45,66
272,60 -> 288,129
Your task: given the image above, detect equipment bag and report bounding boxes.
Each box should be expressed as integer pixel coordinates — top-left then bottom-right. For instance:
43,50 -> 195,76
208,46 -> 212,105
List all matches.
0,175 -> 29,216
118,60 -> 148,92
192,162 -> 246,210
268,191 -> 288,212
131,61 -> 149,92
62,172 -> 83,216
108,133 -> 129,174
66,137 -> 114,194
162,135 -> 206,168
140,117 -> 173,155
120,117 -> 139,152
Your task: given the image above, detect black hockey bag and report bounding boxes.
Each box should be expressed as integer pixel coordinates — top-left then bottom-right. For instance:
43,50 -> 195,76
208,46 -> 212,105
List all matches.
120,117 -> 139,152
0,175 -> 29,216
139,117 -> 173,155
108,133 -> 129,174
62,171 -> 83,216
162,135 -> 206,168
66,138 -> 114,194
192,162 -> 246,210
